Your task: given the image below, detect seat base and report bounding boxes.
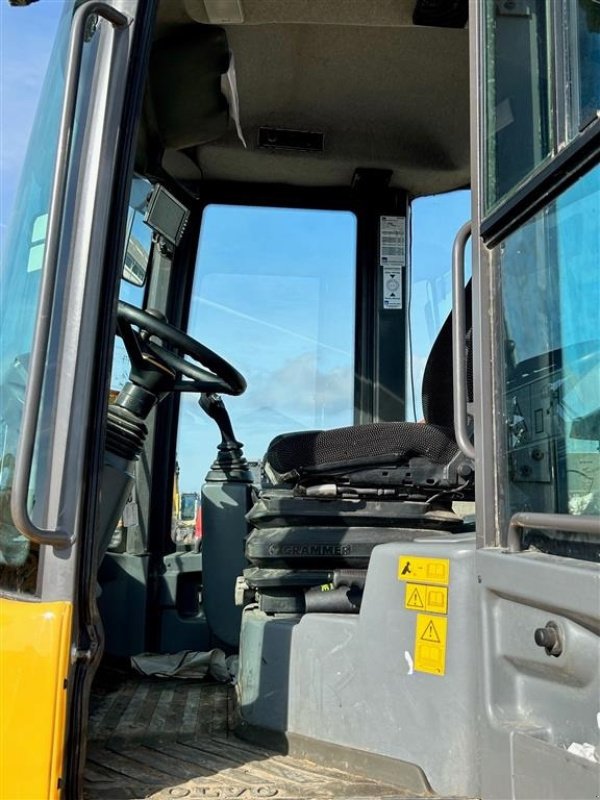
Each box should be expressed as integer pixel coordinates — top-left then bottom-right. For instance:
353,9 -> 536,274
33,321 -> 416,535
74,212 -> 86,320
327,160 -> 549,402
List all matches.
246,525 -> 463,570
244,489 -> 475,612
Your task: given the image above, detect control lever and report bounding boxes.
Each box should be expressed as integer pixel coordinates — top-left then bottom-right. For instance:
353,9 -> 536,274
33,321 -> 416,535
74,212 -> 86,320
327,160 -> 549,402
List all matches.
199,393 -> 251,478
199,393 -> 240,450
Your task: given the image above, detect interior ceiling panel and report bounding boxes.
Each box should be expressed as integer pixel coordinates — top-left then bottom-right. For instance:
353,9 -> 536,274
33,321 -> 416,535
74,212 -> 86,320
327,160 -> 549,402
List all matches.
154,1 -> 470,195
160,0 -> 417,31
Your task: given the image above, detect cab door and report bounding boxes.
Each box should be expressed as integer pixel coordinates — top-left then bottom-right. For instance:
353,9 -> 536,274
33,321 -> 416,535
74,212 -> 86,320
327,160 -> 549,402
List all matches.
0,1 -> 147,796
469,2 -> 600,798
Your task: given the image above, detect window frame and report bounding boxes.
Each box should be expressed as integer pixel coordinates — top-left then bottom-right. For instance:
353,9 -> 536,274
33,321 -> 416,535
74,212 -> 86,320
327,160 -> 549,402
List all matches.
480,0 -> 600,244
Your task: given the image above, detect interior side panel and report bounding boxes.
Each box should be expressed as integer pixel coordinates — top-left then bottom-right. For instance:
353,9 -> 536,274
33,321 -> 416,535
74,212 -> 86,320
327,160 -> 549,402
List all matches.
478,549 -> 600,800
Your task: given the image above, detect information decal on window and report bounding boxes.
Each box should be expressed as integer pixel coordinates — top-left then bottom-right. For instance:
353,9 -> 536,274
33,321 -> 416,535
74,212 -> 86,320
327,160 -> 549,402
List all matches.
380,215 -> 405,310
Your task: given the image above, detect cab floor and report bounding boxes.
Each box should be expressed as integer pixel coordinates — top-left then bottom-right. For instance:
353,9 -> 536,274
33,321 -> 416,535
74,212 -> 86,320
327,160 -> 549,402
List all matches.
83,669 -> 418,800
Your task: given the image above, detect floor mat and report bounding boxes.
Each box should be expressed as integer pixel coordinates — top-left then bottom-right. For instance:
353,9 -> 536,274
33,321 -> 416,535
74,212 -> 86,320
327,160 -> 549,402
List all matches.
83,672 -> 420,799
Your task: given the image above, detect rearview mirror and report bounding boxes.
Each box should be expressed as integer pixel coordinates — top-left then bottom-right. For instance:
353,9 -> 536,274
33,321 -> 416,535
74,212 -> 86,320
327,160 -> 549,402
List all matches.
123,228 -> 149,286
122,176 -> 153,286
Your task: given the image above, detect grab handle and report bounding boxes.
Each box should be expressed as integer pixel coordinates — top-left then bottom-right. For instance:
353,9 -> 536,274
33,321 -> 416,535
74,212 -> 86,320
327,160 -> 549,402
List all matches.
451,221 -> 475,461
11,3 -> 129,548
507,512 -> 600,552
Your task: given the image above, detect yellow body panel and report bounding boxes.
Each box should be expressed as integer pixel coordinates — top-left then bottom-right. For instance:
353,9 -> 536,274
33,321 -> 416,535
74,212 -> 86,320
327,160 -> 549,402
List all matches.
0,597 -> 72,799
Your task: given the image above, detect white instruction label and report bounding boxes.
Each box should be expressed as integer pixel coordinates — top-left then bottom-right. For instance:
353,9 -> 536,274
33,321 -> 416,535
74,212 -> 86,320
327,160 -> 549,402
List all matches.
380,216 -> 405,268
383,266 -> 402,309
380,216 -> 405,311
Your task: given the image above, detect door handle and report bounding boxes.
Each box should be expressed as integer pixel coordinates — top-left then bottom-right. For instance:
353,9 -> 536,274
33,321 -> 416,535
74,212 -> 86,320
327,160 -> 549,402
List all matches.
11,2 -> 129,549
451,221 -> 475,461
507,511 -> 600,553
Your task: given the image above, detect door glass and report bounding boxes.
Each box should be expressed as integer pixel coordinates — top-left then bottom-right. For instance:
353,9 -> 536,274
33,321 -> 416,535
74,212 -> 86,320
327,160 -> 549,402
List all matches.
575,0 -> 600,130
175,204 -> 356,508
484,0 -> 553,212
0,6 -> 104,593
0,9 -> 70,593
498,164 -> 600,559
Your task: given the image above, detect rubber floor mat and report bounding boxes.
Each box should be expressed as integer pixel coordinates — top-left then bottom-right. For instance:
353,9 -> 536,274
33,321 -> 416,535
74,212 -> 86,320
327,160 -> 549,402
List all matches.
83,672 -> 421,799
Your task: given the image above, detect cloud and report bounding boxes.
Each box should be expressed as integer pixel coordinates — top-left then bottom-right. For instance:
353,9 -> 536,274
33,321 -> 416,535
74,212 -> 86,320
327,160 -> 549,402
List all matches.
255,351 -> 353,417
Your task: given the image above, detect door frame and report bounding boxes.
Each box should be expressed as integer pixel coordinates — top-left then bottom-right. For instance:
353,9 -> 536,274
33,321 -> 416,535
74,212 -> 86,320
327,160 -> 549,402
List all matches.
470,2 -> 600,798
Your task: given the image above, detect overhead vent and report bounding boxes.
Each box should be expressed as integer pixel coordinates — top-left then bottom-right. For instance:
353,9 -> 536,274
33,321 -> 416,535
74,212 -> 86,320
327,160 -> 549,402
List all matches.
413,0 -> 468,28
258,127 -> 324,153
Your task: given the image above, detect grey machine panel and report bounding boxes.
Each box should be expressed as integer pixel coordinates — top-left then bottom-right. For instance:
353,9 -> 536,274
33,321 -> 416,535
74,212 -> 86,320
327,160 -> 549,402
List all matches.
202,480 -> 253,648
97,552 -> 150,657
239,536 -> 479,798
478,549 -> 600,800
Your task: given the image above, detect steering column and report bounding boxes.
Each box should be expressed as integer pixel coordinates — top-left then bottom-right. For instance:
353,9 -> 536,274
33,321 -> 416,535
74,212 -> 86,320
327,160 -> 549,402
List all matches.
98,302 -> 246,559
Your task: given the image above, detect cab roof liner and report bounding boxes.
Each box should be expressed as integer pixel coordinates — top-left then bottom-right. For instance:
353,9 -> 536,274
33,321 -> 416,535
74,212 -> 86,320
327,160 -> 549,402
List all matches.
149,0 -> 470,195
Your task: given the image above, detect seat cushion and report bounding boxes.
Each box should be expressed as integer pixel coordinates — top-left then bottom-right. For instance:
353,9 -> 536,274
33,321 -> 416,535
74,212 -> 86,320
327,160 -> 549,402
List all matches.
265,421 -> 460,480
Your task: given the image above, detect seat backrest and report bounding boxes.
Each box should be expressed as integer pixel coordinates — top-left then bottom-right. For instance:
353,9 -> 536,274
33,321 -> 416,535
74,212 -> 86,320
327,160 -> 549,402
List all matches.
421,280 -> 472,428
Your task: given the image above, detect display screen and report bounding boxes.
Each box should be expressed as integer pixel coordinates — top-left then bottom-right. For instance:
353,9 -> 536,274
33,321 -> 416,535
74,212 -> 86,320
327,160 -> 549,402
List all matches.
144,185 -> 189,245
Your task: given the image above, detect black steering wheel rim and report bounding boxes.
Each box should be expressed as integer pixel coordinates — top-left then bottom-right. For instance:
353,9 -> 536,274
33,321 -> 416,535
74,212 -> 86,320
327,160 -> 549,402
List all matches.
117,301 -> 247,396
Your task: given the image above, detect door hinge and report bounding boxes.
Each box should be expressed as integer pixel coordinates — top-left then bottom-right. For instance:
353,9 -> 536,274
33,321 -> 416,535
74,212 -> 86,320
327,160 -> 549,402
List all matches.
71,646 -> 93,664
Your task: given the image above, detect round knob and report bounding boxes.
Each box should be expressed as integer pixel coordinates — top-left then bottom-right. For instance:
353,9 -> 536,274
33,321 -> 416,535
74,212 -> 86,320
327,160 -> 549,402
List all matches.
534,621 -> 563,657
534,627 -> 556,648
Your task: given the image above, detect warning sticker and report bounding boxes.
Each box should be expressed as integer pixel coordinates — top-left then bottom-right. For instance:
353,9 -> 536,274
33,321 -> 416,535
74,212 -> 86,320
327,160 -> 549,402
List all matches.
398,556 -> 450,586
414,613 -> 448,676
424,585 -> 448,614
405,583 -> 448,614
379,216 -> 406,267
405,583 -> 426,610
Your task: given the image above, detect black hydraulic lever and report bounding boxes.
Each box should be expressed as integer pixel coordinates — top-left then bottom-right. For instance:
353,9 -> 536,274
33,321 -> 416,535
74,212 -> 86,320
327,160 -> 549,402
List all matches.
199,393 -> 241,451
199,394 -> 252,481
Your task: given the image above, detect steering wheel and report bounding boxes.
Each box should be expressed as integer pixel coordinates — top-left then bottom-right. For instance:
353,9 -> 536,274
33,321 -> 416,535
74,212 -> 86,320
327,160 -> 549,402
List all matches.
117,301 -> 246,396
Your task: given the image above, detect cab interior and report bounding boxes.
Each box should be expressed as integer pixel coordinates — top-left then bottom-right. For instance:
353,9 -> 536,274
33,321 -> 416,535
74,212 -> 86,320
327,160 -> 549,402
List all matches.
86,1 -> 476,797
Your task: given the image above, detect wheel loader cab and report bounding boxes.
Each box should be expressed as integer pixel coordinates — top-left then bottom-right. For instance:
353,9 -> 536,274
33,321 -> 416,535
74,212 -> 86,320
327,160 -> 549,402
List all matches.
3,0 -> 597,797
92,3 -> 479,794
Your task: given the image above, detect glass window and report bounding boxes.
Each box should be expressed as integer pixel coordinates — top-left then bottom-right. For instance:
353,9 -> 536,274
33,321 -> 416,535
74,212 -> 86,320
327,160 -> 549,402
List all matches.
498,164 -> 600,559
0,9 -> 70,593
0,6 -> 108,592
574,0 -> 600,130
407,190 -> 471,421
174,204 -> 356,503
484,0 -> 553,211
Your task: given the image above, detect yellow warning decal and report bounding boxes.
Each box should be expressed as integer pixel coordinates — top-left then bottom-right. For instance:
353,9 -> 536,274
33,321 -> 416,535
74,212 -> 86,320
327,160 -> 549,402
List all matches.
414,613 -> 448,676
405,583 -> 448,614
398,556 -> 450,586
405,583 -> 426,610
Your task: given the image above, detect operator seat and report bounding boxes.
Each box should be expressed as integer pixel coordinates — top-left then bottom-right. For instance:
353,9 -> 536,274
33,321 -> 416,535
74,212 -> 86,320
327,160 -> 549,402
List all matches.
242,284 -> 474,611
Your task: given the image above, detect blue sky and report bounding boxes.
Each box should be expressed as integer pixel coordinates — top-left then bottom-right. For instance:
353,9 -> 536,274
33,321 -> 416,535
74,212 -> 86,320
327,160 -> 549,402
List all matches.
0,1 -> 62,246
